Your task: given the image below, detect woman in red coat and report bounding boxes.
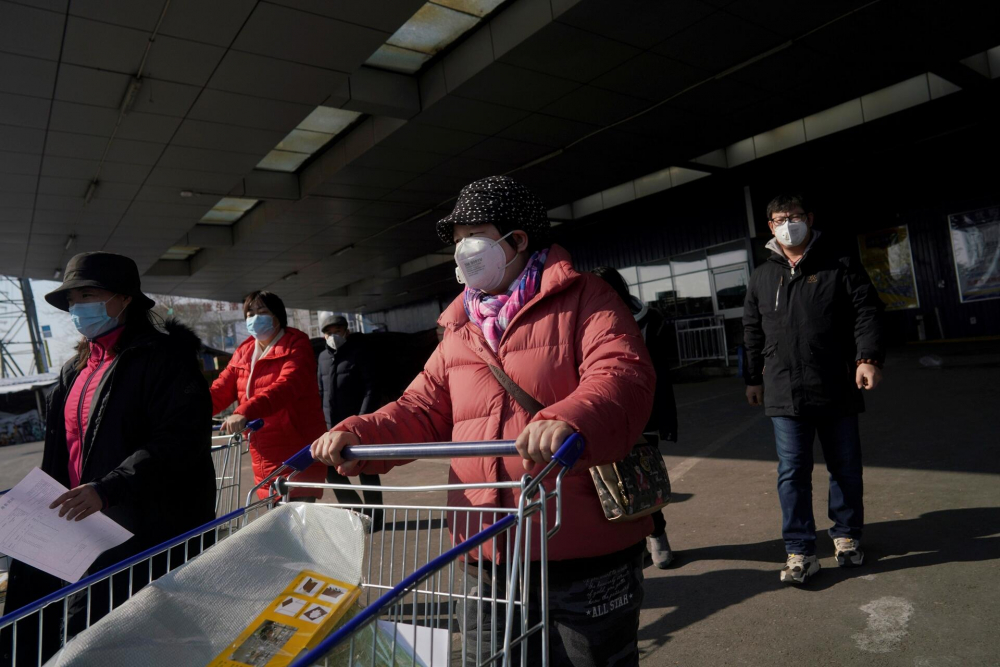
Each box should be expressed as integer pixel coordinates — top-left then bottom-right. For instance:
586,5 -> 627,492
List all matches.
311,176 -> 656,666
211,290 -> 327,500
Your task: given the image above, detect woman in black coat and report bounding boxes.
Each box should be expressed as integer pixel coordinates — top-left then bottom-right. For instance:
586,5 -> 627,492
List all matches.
2,252 -> 216,664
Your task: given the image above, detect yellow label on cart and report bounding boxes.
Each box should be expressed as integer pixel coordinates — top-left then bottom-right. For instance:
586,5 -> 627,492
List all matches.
208,570 -> 360,667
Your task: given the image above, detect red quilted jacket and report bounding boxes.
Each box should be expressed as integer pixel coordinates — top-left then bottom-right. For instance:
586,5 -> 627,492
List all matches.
335,245 -> 656,562
211,327 -> 327,499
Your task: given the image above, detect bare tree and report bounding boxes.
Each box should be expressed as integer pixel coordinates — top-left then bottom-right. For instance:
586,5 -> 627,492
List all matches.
151,295 -> 244,352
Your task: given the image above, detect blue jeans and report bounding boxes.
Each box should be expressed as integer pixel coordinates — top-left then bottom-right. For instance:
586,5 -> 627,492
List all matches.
771,415 -> 864,555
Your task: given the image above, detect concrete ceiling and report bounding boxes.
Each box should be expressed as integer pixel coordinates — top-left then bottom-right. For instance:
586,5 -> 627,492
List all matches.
1,0 -> 998,312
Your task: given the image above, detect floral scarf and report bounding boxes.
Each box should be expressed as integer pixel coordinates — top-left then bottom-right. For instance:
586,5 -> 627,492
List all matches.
464,248 -> 549,352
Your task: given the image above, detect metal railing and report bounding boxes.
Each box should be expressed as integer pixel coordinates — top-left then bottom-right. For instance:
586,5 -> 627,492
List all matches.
675,315 -> 729,365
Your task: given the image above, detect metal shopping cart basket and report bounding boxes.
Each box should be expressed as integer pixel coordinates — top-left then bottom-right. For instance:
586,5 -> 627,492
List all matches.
210,418 -> 263,516
0,418 -> 263,610
269,435 -> 585,667
0,420 -> 267,664
0,434 -> 584,666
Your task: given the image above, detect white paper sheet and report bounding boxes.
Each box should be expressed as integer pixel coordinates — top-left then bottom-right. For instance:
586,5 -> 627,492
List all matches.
0,468 -> 133,583
376,621 -> 451,667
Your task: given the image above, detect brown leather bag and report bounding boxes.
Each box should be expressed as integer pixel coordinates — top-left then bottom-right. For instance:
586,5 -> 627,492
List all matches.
488,365 -> 671,522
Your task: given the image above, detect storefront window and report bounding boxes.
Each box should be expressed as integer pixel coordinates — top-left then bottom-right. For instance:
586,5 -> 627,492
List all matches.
713,265 -> 749,312
637,264 -> 671,282
639,277 -> 674,307
670,250 -> 708,275
672,272 -> 714,317
610,239 -> 749,319
708,241 -> 749,268
617,266 -> 639,285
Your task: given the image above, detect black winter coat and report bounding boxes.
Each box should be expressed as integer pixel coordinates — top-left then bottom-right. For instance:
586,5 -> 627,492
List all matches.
633,299 -> 678,441
317,334 -> 374,428
742,233 -> 885,417
4,320 -> 216,618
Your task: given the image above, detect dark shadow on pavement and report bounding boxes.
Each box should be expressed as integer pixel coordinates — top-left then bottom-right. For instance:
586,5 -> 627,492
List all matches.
639,507 -> 1000,649
663,340 -> 1000,476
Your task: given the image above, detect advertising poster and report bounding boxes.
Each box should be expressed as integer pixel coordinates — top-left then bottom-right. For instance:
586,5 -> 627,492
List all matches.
857,225 -> 919,311
948,207 -> 1000,302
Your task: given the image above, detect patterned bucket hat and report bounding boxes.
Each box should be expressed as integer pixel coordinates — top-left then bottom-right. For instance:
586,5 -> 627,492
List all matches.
436,175 -> 550,245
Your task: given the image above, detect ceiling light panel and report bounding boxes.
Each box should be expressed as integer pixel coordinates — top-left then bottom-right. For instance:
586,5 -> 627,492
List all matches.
200,209 -> 245,223
297,106 -> 362,135
431,0 -> 506,18
214,197 -> 258,212
276,129 -> 336,154
162,246 -> 200,260
257,149 -> 310,172
365,44 -> 432,74
386,3 -> 479,55
254,107 -> 362,173
200,197 -> 259,225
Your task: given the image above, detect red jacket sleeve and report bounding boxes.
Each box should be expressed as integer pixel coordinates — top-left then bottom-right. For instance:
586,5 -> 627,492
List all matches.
210,357 -> 239,415
234,336 -> 317,421
536,277 -> 656,467
334,342 -> 453,475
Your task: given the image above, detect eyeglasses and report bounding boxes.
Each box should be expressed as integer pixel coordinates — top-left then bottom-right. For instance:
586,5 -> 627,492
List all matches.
769,214 -> 808,224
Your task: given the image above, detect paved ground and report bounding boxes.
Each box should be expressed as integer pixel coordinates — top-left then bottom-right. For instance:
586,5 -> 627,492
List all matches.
638,340 -> 999,667
1,340 -> 996,665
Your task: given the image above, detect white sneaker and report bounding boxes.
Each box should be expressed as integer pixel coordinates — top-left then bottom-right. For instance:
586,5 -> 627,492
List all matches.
833,537 -> 864,567
780,554 -> 819,585
646,535 -> 674,569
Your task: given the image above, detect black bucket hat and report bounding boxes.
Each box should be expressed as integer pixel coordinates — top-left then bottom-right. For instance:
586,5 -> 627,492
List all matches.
436,175 -> 550,245
45,252 -> 156,312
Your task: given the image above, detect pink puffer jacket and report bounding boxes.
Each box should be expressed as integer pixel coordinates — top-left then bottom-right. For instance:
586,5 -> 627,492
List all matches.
336,245 -> 656,562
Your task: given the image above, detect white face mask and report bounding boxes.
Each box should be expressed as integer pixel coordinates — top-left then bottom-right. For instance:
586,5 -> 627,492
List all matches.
454,232 -> 516,292
326,333 -> 346,349
774,220 -> 809,247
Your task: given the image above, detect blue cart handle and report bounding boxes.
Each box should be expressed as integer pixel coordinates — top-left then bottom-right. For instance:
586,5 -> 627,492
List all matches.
211,418 -> 264,433
281,433 -> 585,472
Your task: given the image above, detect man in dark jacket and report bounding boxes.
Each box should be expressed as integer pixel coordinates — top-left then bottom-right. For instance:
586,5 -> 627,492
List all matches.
318,316 -> 382,512
743,194 -> 884,585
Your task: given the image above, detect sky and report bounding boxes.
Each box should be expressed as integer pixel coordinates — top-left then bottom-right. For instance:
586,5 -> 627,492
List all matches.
28,279 -> 78,372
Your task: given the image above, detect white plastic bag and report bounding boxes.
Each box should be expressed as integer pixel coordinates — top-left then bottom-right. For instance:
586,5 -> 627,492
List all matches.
46,504 -> 366,667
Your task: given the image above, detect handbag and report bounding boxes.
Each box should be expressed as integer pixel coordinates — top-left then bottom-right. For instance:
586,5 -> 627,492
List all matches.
487,364 -> 671,522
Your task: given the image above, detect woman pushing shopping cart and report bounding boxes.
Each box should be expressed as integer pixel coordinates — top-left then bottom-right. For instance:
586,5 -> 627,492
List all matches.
210,289 -> 330,503
310,175 -> 659,667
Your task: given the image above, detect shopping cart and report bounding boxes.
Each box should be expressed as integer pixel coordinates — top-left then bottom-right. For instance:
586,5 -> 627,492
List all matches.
265,435 -> 586,667
0,421 -> 267,665
0,420 -> 264,618
210,418 -> 263,516
0,496 -> 274,666
0,434 -> 584,666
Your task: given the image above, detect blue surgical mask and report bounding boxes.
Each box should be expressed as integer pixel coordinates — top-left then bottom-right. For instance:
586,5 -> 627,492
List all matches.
246,314 -> 276,340
69,298 -> 122,340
